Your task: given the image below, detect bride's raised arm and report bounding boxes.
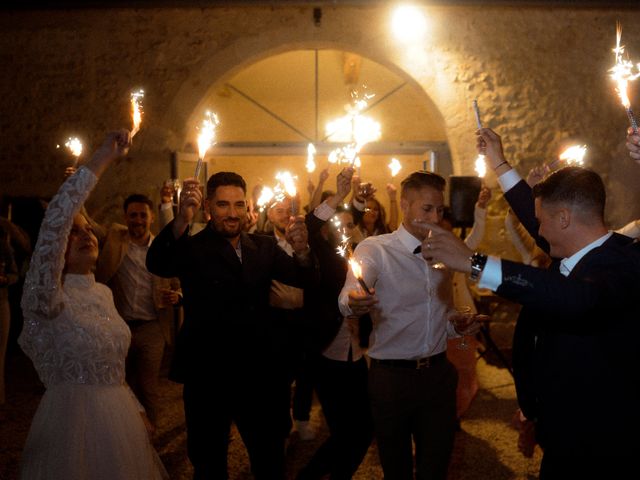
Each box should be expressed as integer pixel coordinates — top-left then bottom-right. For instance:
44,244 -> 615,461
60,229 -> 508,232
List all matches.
21,130 -> 131,320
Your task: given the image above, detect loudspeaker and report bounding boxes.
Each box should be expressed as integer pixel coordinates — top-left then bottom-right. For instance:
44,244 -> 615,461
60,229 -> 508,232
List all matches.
449,176 -> 482,228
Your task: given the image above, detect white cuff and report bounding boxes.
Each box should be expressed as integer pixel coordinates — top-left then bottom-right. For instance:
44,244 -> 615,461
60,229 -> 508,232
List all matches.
498,169 -> 522,193
314,201 -> 336,221
478,255 -> 502,291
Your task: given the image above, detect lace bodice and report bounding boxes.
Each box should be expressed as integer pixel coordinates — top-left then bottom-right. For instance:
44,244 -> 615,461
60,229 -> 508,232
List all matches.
19,168 -> 130,387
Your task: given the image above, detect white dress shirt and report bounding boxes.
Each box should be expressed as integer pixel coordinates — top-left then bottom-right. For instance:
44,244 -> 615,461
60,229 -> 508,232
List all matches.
268,229 -> 304,310
338,224 -> 457,360
111,236 -> 156,322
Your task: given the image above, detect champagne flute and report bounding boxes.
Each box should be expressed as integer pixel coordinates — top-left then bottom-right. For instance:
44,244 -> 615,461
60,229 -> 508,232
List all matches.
411,218 -> 446,269
451,306 -> 474,350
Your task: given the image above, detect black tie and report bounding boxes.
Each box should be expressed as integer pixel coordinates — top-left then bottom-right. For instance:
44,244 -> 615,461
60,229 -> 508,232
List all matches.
413,245 -> 421,254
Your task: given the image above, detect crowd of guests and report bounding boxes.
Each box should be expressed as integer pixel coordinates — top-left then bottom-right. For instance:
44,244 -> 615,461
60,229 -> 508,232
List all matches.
5,125 -> 640,479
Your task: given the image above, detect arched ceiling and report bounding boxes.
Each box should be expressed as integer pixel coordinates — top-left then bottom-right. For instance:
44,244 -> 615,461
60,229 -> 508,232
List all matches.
200,49 -> 447,153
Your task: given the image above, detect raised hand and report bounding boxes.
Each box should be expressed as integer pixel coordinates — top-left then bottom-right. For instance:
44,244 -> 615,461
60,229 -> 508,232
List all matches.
419,222 -> 474,272
476,128 -> 508,171
173,178 -> 202,238
285,215 -> 309,254
476,186 -> 491,208
86,129 -> 131,178
336,167 -> 354,200
526,165 -> 549,187
626,127 -> 640,163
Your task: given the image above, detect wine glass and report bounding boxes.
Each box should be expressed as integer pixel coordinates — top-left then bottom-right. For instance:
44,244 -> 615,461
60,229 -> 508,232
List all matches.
451,306 -> 474,350
411,218 -> 446,269
164,178 -> 181,207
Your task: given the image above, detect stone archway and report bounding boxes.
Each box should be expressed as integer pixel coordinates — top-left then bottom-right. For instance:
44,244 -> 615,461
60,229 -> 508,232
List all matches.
163,43 -> 456,207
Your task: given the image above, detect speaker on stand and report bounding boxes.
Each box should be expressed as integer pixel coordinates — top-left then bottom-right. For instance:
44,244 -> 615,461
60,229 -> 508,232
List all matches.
449,176 -> 482,238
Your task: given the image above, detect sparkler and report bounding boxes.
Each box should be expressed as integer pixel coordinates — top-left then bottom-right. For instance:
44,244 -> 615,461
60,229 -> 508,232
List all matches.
58,137 -> 83,166
388,157 -> 402,178
130,90 -> 144,137
332,215 -> 353,259
326,87 -> 381,173
275,171 -> 298,216
472,99 -> 483,129
546,144 -> 588,170
558,144 -> 587,166
609,22 -> 640,133
195,111 -> 220,179
256,186 -> 275,212
258,173 -> 299,215
474,155 -> 487,178
306,143 -> 317,174
348,258 -> 371,294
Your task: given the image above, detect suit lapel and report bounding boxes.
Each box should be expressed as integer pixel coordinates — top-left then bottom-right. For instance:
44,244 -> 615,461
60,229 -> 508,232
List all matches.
239,233 -> 260,284
202,227 -> 242,271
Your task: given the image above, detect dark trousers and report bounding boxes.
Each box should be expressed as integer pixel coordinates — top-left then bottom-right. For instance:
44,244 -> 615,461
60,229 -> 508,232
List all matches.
297,355 -> 374,480
183,368 -> 288,480
368,359 -> 457,480
540,450 -> 633,480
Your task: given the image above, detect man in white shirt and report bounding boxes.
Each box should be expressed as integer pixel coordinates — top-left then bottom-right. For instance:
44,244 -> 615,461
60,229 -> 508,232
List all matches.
425,128 -> 640,479
95,194 -> 180,429
339,171 -> 478,480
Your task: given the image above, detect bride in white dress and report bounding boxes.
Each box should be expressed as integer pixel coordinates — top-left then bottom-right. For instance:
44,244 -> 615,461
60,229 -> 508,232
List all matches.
18,130 -> 168,479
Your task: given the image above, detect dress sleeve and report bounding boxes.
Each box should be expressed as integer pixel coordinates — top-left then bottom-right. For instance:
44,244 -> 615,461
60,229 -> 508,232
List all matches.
21,167 -> 98,320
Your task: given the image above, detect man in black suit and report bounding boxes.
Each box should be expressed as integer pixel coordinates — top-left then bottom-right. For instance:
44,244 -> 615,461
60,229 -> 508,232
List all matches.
424,129 -> 640,479
146,172 -> 313,480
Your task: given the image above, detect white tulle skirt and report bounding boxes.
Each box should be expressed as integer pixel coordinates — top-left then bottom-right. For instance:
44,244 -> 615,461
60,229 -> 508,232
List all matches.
20,383 -> 168,480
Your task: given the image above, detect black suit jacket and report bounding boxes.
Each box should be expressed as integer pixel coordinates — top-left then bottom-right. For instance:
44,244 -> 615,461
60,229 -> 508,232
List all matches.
304,212 -> 371,353
502,180 -> 640,456
146,221 -> 316,383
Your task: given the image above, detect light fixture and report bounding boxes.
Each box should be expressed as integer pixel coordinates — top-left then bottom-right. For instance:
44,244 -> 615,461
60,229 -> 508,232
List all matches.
392,5 -> 427,43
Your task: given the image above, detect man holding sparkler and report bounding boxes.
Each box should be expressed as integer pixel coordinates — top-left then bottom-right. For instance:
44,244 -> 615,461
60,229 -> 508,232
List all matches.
424,127 -> 640,478
338,171 -> 482,480
146,171 -> 314,480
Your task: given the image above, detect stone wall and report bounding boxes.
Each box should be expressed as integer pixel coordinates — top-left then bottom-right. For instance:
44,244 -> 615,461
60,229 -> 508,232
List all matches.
1,4 -> 640,232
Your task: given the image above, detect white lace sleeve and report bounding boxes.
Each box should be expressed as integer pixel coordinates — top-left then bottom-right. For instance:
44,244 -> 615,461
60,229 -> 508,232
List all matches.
21,167 -> 98,319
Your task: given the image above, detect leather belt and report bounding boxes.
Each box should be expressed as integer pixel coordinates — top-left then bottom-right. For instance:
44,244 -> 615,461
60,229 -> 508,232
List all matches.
370,352 -> 447,370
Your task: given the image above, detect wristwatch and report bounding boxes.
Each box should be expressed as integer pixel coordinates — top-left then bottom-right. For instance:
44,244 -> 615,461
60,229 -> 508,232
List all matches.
469,252 -> 488,282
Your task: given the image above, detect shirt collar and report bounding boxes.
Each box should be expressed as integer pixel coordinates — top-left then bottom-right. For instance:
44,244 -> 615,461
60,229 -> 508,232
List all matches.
129,232 -> 154,248
559,231 -> 612,276
396,223 -> 422,254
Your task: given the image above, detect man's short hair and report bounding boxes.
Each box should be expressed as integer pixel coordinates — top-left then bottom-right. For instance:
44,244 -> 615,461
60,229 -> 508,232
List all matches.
124,194 -> 153,212
400,171 -> 446,198
206,172 -> 247,198
532,166 -> 605,221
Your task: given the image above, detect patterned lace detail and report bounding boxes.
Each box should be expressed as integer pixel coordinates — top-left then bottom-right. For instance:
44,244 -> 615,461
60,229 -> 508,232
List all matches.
19,168 -> 130,387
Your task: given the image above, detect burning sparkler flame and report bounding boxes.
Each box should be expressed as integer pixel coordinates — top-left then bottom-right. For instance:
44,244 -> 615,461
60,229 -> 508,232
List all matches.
332,215 -> 353,258
348,258 -> 363,279
559,144 -> 587,166
130,90 -> 144,137
256,186 -> 275,212
325,87 -> 381,168
609,22 -> 640,132
306,143 -> 316,173
197,111 -> 220,160
195,111 -> 220,178
276,171 -> 297,198
64,137 -> 83,159
388,158 -> 402,177
475,155 -> 487,178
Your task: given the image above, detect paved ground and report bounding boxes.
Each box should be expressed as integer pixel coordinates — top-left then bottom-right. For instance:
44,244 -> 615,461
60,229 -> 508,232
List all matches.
0,349 -> 541,480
